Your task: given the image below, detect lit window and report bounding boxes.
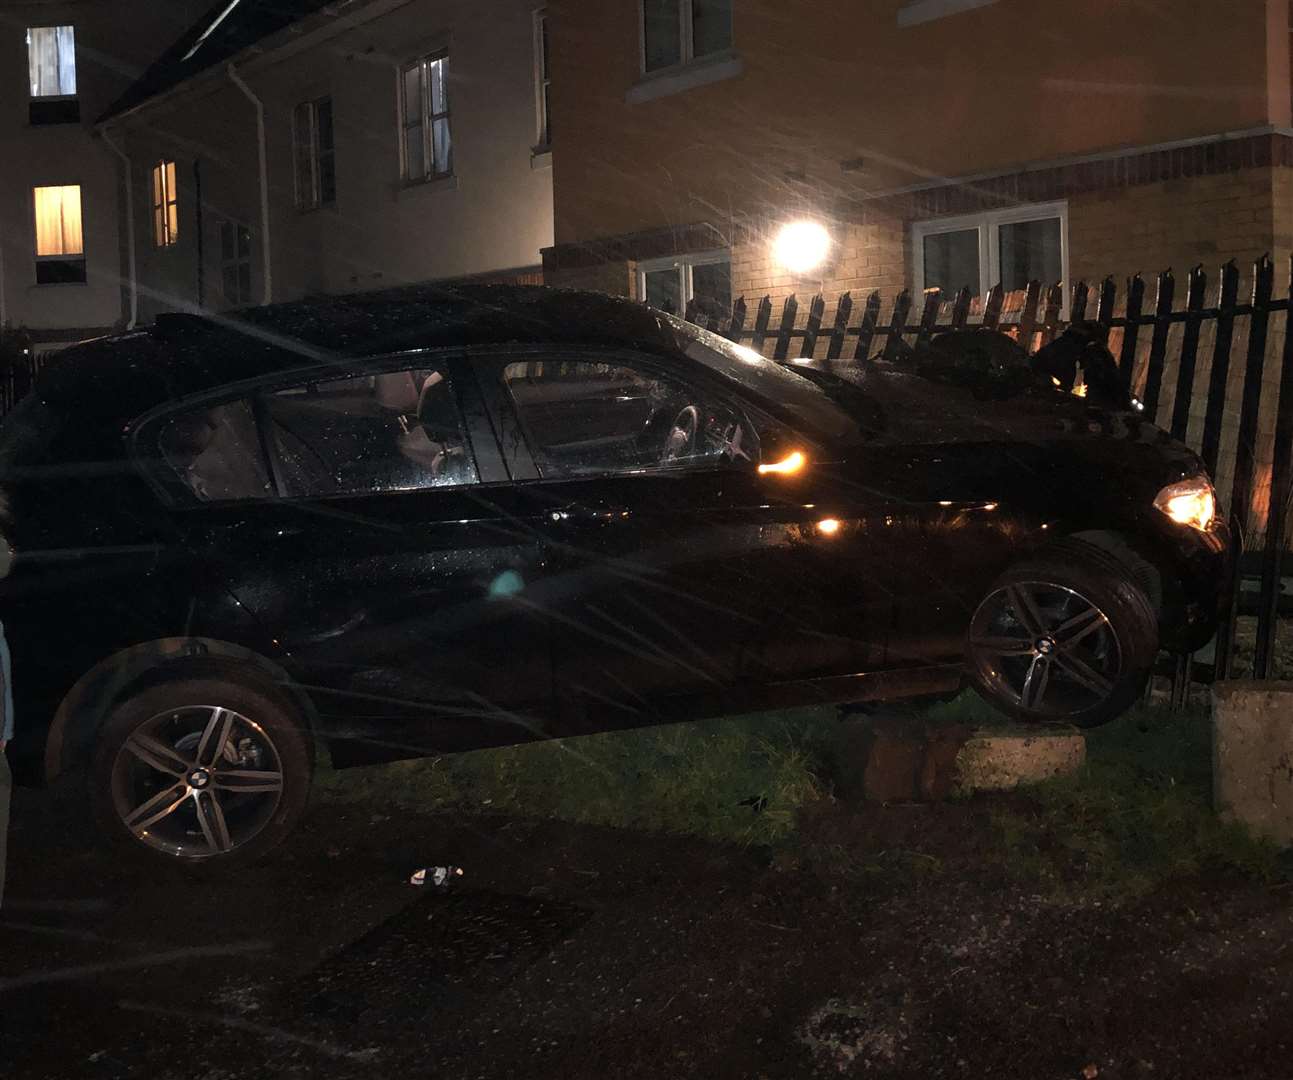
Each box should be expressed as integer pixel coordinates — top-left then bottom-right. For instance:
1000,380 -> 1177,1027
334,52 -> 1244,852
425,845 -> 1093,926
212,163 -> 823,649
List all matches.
535,11 -> 551,149
642,0 -> 731,73
33,185 -> 85,284
220,221 -> 253,306
151,161 -> 179,247
293,97 -> 336,210
401,53 -> 452,182
27,26 -> 76,97
638,251 -> 731,323
912,202 -> 1067,304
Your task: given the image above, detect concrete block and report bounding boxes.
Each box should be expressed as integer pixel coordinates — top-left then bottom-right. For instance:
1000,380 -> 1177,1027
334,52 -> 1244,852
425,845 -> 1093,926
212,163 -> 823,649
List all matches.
953,725 -> 1086,793
833,717 -> 1084,803
1212,680 -> 1293,846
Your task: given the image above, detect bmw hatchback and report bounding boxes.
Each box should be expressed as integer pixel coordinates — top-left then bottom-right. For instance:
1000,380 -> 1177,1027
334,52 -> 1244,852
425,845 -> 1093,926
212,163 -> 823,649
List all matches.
0,285 -> 1233,864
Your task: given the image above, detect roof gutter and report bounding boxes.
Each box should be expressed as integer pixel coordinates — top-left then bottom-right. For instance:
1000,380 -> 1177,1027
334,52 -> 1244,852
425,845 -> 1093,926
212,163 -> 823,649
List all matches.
226,63 -> 272,305
98,0 -> 416,129
100,129 -> 138,329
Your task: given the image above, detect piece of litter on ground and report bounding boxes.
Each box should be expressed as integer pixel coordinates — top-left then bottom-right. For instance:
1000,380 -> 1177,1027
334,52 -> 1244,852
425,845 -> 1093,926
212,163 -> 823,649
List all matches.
410,866 -> 464,887
1082,1065 -> 1099,1079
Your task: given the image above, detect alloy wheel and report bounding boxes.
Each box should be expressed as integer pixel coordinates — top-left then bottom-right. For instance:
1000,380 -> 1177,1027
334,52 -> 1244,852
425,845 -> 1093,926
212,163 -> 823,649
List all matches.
109,705 -> 285,858
968,581 -> 1123,718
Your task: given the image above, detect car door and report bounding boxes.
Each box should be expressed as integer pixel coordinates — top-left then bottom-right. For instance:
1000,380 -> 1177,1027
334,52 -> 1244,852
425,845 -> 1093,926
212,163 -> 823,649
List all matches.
473,346 -> 893,735
141,353 -> 556,763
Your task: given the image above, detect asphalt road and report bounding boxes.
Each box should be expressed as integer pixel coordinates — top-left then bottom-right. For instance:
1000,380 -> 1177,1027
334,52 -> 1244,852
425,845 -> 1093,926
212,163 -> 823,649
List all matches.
3,782 -> 1293,1080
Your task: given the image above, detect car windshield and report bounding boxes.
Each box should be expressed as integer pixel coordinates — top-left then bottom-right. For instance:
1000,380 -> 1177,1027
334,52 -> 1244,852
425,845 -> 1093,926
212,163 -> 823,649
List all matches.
671,317 -> 869,445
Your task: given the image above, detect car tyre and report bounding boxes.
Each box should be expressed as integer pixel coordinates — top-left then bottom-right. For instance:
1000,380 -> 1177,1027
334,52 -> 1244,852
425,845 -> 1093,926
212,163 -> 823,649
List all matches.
90,676 -> 312,867
966,540 -> 1159,728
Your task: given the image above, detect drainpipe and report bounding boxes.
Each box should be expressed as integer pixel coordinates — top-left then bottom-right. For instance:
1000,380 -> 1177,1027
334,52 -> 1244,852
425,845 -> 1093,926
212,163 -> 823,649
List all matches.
100,128 -> 138,329
227,63 -> 272,304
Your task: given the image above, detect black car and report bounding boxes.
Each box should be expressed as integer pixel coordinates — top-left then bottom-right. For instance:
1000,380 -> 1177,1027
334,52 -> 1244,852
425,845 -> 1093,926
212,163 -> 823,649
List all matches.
0,285 -> 1233,864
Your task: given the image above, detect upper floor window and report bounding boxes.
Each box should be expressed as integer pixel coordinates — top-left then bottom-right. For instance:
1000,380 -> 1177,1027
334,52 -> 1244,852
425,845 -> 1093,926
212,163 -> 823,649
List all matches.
33,184 -> 85,284
27,25 -> 78,124
293,97 -> 336,210
401,53 -> 452,182
151,161 -> 179,248
642,0 -> 731,73
535,11 -> 551,150
28,26 -> 75,96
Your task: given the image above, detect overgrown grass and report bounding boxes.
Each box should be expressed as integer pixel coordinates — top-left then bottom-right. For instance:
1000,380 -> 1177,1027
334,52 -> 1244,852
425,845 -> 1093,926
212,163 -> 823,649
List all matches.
988,702 -> 1287,899
314,707 -> 837,846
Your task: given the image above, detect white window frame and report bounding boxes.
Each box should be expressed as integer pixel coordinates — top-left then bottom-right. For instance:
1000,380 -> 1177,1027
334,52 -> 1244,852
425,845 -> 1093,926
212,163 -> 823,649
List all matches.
26,25 -> 76,99
637,0 -> 733,76
533,9 -> 550,151
400,50 -> 452,183
637,249 -> 730,315
911,200 -> 1069,315
293,97 -> 335,210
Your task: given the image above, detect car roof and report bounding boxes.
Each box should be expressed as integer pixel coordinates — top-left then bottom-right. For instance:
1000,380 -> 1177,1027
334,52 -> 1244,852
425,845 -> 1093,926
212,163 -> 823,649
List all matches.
34,285 -> 684,418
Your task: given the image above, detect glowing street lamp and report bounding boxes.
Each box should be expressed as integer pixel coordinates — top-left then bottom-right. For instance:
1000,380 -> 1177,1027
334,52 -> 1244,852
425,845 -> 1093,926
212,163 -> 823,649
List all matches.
774,221 -> 831,276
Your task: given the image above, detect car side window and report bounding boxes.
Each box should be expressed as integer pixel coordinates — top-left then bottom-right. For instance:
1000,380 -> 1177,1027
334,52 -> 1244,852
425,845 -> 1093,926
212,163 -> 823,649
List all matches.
158,400 -> 274,502
261,363 -> 478,497
501,359 -> 756,479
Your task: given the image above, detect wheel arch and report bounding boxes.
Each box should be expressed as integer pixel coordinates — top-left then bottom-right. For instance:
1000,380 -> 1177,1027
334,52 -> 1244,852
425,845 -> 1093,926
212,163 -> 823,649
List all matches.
1056,529 -> 1166,615
44,638 -> 319,784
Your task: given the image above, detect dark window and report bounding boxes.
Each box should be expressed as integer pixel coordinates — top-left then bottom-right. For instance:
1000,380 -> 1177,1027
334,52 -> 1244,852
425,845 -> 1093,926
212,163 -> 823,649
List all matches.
643,267 -> 682,315
158,400 -> 273,502
401,53 -> 451,181
643,0 -> 730,72
922,228 -> 980,296
502,360 -> 755,479
536,11 -> 551,147
220,221 -> 253,305
999,217 -> 1062,292
643,0 -> 682,71
640,255 -> 731,321
263,365 -> 477,497
691,0 -> 732,57
293,97 -> 336,209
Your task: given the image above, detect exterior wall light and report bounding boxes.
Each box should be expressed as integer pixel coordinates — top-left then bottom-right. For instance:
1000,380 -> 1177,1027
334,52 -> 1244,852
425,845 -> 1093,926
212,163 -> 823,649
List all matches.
774,221 -> 831,276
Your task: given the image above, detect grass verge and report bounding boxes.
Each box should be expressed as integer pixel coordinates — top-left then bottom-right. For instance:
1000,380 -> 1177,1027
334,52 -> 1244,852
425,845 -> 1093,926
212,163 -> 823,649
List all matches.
986,701 -> 1286,899
314,706 -> 836,847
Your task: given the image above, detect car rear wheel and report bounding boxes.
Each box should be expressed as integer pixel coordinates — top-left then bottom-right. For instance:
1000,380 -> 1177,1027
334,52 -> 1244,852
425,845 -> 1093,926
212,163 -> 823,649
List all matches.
91,677 -> 312,865
966,542 -> 1159,728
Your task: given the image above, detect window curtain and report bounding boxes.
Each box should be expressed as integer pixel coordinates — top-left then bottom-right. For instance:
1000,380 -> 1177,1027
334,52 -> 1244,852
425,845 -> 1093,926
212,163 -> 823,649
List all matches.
34,186 -> 83,257
27,26 -> 76,97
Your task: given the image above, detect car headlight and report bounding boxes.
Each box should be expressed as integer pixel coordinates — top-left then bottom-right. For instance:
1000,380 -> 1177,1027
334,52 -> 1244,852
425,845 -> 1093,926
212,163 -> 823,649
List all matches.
1153,476 -> 1216,531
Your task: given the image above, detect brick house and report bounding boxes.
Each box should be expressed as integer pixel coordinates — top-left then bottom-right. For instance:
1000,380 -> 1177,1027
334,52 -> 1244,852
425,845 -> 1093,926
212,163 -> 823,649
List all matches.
541,0 -> 1293,321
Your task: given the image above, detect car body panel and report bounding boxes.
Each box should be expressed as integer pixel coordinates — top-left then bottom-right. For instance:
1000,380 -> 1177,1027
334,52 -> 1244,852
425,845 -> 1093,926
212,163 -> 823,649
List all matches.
0,286 -> 1235,782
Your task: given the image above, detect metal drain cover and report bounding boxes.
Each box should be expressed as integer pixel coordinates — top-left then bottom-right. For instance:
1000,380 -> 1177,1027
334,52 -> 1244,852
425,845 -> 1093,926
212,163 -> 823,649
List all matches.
304,891 -> 590,1020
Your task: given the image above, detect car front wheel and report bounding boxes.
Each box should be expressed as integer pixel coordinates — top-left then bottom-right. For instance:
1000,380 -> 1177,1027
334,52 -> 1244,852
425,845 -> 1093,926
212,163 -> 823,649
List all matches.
966,541 -> 1159,728
91,676 -> 312,865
